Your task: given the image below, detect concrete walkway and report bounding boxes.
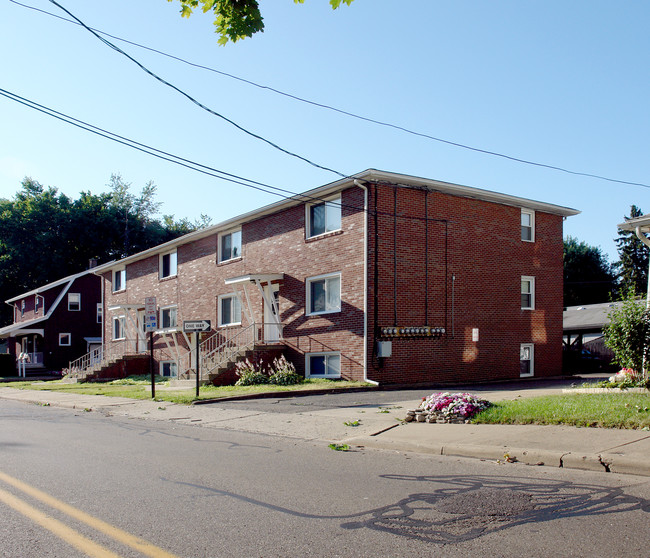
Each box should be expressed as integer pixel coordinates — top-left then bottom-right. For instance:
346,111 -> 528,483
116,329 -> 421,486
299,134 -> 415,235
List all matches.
1,379 -> 649,478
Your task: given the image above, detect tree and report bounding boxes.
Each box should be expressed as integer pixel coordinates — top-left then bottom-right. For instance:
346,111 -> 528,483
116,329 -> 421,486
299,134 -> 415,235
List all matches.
603,288 -> 650,381
0,176 -> 207,326
563,236 -> 616,306
166,0 -> 354,45
614,205 -> 648,297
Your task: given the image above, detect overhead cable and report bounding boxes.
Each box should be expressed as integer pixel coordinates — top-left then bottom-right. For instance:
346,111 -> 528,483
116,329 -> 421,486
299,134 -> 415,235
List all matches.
9,0 -> 649,189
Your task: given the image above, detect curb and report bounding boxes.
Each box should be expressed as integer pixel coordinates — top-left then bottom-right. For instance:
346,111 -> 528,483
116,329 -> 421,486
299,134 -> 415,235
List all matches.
346,436 -> 650,477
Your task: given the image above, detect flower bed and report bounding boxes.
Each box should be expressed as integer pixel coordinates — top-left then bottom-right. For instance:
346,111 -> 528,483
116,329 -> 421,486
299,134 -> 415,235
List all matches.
405,392 -> 492,424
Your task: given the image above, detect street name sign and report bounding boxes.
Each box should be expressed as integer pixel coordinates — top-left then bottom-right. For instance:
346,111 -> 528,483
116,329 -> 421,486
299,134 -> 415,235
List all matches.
183,320 -> 211,332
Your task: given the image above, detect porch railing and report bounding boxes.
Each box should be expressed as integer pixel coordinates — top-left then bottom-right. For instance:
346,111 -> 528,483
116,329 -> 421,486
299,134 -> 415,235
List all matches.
65,338 -> 139,378
198,322 -> 284,378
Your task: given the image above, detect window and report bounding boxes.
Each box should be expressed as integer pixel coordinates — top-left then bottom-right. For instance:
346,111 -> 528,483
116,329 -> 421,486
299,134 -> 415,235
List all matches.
520,344 -> 534,377
218,229 -> 242,263
68,293 -> 81,311
96,303 -> 103,324
306,272 -> 341,315
20,300 -> 25,317
160,250 -> 177,279
160,361 -> 178,377
218,294 -> 241,327
306,352 -> 341,378
113,268 -> 126,292
113,316 -> 126,340
306,196 -> 341,238
521,277 -> 535,310
521,210 -> 534,242
35,295 -> 44,315
59,333 -> 71,346
160,306 -> 178,329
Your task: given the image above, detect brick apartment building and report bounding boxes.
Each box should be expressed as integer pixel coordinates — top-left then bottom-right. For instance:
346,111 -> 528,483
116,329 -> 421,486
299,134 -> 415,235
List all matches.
0,268 -> 102,375
75,169 -> 578,385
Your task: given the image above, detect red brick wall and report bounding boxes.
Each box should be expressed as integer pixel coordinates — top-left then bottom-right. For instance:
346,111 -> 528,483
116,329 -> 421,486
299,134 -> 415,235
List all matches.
365,182 -> 564,384
103,187 -> 367,380
102,181 -> 566,385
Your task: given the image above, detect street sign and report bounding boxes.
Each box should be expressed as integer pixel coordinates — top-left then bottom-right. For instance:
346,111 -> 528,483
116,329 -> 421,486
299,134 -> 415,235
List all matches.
144,297 -> 157,332
183,320 -> 211,332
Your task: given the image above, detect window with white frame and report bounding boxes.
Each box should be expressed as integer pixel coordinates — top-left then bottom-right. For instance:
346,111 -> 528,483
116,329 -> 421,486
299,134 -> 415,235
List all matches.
160,250 -> 177,279
306,196 -> 342,238
218,294 -> 241,327
59,333 -> 71,346
113,268 -> 126,292
20,300 -> 25,317
96,303 -> 103,324
160,361 -> 178,377
68,293 -> 81,311
521,209 -> 535,242
160,305 -> 178,329
218,228 -> 242,263
35,295 -> 44,315
306,272 -> 341,315
306,352 -> 341,378
520,344 -> 534,377
521,276 -> 535,310
113,316 -> 126,340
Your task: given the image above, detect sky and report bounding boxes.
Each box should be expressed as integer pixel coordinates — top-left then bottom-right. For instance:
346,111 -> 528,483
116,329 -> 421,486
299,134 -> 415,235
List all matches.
1,0 -> 648,262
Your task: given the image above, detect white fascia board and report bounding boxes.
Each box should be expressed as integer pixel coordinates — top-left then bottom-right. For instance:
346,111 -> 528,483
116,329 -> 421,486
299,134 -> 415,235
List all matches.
360,169 -> 580,217
618,214 -> 650,232
5,269 -> 94,304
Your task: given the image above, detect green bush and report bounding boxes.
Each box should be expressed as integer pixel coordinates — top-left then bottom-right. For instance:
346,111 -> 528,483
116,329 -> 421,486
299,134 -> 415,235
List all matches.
268,355 -> 303,385
235,371 -> 270,386
603,288 -> 650,379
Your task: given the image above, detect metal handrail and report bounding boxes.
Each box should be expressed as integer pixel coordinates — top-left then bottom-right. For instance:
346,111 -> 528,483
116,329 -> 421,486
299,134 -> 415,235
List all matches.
199,324 -> 257,377
65,338 -> 140,377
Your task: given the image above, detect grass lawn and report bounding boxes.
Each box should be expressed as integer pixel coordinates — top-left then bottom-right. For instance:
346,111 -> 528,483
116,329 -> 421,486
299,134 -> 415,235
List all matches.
473,393 -> 650,429
2,377 -> 373,405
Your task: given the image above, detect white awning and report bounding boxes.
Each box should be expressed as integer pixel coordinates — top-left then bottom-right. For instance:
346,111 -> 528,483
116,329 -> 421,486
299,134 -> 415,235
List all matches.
224,273 -> 284,286
0,317 -> 46,339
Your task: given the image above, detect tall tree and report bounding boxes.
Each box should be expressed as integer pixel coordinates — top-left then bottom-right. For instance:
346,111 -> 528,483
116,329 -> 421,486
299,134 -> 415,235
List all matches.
0,177 -> 208,326
563,236 -> 616,306
166,0 -> 354,45
614,205 -> 648,297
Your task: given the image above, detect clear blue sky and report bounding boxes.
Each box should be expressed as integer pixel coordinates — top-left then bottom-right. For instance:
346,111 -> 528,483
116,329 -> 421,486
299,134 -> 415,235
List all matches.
1,0 -> 648,261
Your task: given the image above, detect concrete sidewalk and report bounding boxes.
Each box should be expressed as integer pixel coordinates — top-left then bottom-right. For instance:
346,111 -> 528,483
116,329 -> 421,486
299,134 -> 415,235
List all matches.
1,384 -> 649,478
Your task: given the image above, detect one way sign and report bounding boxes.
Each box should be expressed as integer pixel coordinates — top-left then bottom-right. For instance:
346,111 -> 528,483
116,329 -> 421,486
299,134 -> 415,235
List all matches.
183,320 -> 211,332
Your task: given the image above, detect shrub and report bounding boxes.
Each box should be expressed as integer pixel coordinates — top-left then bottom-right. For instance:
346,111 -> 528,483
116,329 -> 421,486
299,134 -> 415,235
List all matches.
234,358 -> 270,386
268,355 -> 303,385
603,288 -> 650,380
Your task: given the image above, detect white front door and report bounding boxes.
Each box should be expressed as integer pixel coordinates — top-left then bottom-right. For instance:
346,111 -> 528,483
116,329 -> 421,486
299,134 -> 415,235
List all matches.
137,310 -> 148,353
263,284 -> 281,343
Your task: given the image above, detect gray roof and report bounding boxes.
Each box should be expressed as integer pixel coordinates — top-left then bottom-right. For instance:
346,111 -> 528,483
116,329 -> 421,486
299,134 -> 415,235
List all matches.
563,300 -> 646,332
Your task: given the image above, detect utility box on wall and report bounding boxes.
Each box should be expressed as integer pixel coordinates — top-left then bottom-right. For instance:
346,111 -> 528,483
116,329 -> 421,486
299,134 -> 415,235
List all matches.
376,340 -> 392,358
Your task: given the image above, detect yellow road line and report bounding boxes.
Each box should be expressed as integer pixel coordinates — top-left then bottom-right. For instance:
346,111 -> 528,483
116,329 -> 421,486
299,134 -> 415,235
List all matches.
0,470 -> 180,558
0,487 -> 122,558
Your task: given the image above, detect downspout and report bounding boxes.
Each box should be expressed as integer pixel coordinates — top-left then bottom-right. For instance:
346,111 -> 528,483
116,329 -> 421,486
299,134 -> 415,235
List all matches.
634,226 -> 650,310
353,180 -> 378,386
634,226 -> 650,379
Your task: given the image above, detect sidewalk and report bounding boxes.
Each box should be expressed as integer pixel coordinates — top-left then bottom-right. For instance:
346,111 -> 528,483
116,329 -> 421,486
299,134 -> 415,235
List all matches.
1,382 -> 649,478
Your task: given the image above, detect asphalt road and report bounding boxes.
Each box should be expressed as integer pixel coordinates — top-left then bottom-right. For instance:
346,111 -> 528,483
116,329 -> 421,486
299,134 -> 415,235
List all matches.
1,398 -> 648,557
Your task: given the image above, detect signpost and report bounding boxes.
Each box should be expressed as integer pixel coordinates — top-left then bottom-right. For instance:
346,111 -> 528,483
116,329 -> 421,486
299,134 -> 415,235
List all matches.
145,297 -> 157,398
183,320 -> 211,397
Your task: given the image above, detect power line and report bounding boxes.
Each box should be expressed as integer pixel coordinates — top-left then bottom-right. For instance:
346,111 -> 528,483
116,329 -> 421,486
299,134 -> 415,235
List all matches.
0,88 -> 455,225
46,0 -> 349,180
9,0 -> 650,190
